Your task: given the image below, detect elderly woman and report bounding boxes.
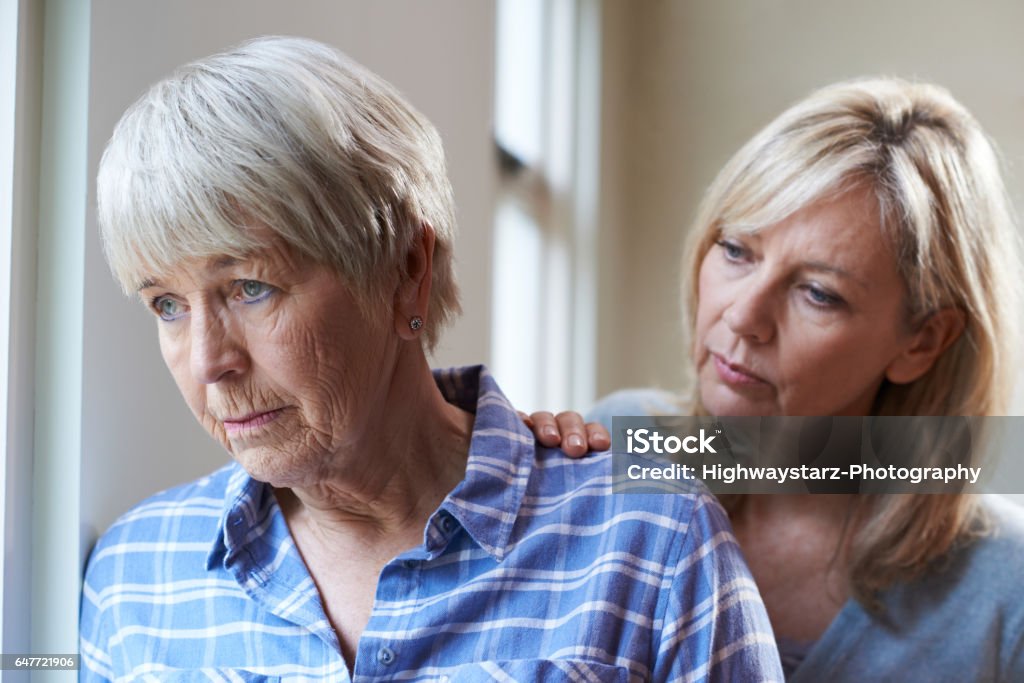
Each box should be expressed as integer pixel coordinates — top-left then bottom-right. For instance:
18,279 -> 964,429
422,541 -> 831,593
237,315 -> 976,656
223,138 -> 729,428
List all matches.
533,78 -> 1024,681
79,37 -> 783,682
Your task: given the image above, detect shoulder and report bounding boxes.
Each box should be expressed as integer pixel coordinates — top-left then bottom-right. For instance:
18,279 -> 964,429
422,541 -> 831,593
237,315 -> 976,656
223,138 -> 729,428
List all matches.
83,462 -> 236,587
888,495 -> 1024,623
894,496 -> 1024,602
92,461 -> 235,542
523,448 -> 746,600
961,495 -> 1024,581
865,496 -> 1024,680
506,452 -> 777,679
977,497 -> 1024,676
585,388 -> 682,427
79,463 -> 266,678
981,494 -> 1024,537
527,447 -> 731,548
526,452 -> 777,680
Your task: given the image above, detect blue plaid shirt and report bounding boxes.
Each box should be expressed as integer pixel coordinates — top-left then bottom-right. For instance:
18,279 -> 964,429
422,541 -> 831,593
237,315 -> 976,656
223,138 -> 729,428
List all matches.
81,365 -> 781,682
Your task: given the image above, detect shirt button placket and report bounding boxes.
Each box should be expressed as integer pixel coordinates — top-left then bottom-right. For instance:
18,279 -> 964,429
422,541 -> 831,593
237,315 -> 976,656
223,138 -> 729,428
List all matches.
377,646 -> 396,667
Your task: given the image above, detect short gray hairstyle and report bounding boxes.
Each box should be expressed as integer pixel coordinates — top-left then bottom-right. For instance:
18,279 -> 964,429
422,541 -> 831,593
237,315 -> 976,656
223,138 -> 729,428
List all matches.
98,35 -> 460,349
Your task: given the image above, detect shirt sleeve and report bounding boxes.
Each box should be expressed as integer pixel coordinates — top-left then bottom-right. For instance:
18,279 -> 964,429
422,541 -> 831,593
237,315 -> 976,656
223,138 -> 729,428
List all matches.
652,492 -> 784,683
1001,553 -> 1024,681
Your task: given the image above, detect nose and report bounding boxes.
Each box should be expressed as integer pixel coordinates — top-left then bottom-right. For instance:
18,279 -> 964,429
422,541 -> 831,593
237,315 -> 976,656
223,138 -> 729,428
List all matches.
190,305 -> 249,384
722,276 -> 775,343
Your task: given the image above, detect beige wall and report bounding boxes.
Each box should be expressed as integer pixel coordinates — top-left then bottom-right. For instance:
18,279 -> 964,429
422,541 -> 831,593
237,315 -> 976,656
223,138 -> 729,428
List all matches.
596,0 -> 1024,406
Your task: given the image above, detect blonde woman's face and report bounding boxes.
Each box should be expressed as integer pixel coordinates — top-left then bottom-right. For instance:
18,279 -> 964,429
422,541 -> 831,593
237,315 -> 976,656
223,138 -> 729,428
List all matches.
694,187 -> 922,416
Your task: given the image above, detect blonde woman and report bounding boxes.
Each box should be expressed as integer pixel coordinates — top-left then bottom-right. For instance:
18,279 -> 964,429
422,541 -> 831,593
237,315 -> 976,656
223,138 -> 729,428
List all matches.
531,78 -> 1024,681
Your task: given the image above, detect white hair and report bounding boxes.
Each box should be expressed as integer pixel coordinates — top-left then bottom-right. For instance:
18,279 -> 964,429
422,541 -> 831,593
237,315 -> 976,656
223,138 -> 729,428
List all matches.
97,35 -> 460,349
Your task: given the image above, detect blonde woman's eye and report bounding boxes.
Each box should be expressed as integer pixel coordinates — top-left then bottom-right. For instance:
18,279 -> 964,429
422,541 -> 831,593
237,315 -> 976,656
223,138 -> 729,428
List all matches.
801,284 -> 844,309
237,280 -> 274,303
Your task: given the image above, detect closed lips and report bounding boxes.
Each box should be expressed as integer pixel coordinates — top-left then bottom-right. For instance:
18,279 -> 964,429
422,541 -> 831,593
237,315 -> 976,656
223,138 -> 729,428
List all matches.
222,408 -> 285,431
712,354 -> 769,385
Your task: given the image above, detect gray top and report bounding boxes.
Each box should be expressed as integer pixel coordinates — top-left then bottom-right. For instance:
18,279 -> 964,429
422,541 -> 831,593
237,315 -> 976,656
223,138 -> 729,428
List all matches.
776,637 -> 814,679
589,389 -> 1024,682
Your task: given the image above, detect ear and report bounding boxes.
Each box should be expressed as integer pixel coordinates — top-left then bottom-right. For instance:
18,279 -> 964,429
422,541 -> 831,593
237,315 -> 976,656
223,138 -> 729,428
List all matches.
393,222 -> 435,340
885,308 -> 965,384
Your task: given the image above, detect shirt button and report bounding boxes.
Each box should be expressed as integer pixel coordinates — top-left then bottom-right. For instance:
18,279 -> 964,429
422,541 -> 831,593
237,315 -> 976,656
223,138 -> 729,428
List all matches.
440,514 -> 456,533
377,646 -> 396,666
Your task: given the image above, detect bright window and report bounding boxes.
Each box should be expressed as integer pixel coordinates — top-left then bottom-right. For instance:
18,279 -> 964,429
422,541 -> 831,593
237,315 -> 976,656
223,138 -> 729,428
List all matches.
491,0 -> 601,412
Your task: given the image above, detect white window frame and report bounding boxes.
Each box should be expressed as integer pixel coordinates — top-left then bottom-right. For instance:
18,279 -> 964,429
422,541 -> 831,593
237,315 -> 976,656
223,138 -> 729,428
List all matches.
2,0 -> 90,678
492,0 -> 601,413
1,0 -> 40,673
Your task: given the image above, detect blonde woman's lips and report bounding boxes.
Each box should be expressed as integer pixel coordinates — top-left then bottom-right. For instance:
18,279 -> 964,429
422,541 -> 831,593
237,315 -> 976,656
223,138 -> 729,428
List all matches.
712,354 -> 769,387
222,408 -> 285,435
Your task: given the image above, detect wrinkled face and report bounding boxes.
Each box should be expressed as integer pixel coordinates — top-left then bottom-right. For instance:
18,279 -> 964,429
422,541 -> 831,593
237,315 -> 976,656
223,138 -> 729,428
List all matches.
694,188 -> 919,416
138,237 -> 394,487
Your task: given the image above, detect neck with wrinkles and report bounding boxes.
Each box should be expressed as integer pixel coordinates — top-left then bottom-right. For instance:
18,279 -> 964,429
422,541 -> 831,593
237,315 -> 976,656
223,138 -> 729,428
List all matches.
276,348 -> 474,544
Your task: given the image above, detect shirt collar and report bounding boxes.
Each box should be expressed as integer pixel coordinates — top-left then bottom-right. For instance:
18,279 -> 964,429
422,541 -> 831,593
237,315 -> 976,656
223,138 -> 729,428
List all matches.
431,365 -> 535,561
206,462 -> 273,571
206,364 -> 536,569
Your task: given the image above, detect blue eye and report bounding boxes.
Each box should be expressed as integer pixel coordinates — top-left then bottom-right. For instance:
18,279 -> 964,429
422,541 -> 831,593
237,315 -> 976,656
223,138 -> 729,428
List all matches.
802,284 -> 843,309
716,239 -> 748,262
152,296 -> 186,321
237,280 -> 274,304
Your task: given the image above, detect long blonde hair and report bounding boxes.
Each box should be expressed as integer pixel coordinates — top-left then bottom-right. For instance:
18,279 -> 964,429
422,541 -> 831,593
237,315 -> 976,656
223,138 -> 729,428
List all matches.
680,78 -> 1022,603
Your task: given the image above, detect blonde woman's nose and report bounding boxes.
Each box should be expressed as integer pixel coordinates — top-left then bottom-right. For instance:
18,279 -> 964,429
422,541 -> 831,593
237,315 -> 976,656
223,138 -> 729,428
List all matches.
721,281 -> 775,344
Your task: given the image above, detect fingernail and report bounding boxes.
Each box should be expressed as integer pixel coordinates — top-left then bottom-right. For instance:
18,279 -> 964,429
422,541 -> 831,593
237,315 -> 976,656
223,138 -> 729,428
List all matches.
567,434 -> 584,449
543,426 -> 559,439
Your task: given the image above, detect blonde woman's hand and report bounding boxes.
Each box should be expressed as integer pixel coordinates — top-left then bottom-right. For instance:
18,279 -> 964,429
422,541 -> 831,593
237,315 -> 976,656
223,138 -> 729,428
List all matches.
518,411 -> 610,458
